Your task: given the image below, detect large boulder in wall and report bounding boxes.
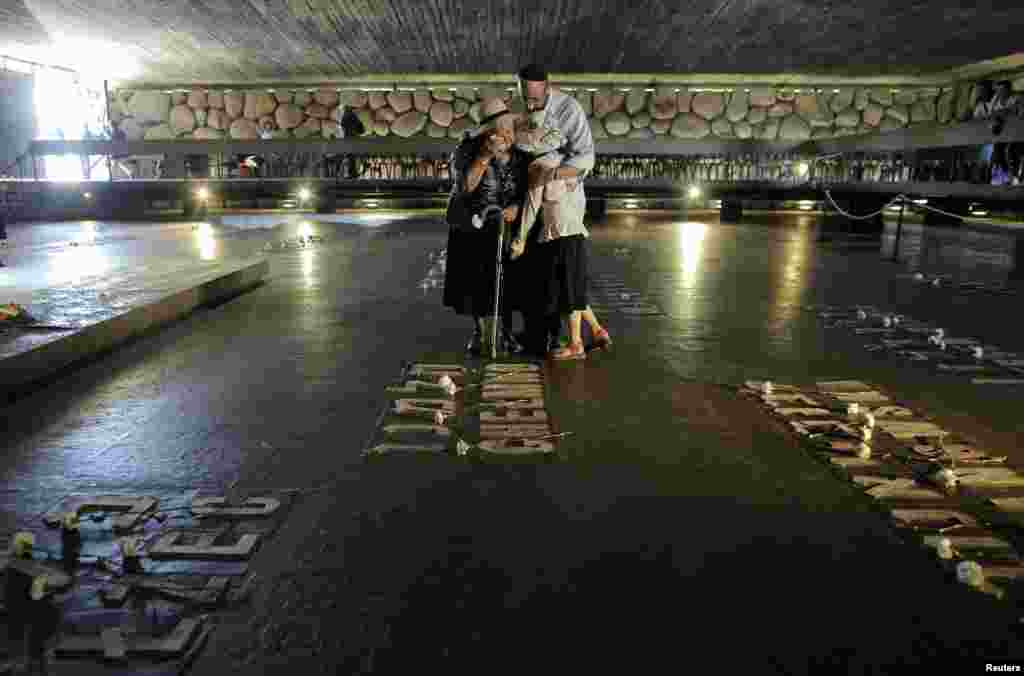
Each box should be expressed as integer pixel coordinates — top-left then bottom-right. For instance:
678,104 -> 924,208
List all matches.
862,103 -> 885,127
711,118 -> 734,137
937,90 -> 955,124
341,91 -> 368,108
648,92 -> 678,120
224,92 -> 244,119
315,89 -> 339,107
604,112 -> 632,135
207,108 -> 227,130
375,107 -> 397,123
187,89 -> 207,109
592,88 -> 625,118
306,103 -> 330,120
193,127 -> 223,140
128,91 -> 170,125
448,117 -> 475,139
625,90 -> 647,115
413,90 -> 433,113
275,104 -> 304,129
691,93 -> 725,120
169,105 -> 196,134
651,118 -> 672,135
391,111 -> 428,138
779,115 -> 811,141
387,92 -> 413,114
245,92 -> 277,120
670,113 -> 711,139
229,118 -> 260,140
429,101 -> 454,127
725,91 -> 749,122
293,118 -> 322,139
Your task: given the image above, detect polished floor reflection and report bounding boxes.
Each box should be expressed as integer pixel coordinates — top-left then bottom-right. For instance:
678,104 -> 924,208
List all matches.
2,210 -> 1023,670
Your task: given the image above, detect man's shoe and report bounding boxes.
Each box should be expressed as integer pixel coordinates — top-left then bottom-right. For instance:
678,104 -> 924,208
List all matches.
501,330 -> 524,355
549,340 -> 586,361
591,328 -> 612,351
466,329 -> 483,356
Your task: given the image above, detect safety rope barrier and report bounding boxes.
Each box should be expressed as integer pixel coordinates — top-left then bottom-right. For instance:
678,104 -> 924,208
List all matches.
822,191 -> 979,221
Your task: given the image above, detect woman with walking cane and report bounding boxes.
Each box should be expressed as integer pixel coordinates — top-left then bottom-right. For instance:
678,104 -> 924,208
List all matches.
442,98 -> 530,357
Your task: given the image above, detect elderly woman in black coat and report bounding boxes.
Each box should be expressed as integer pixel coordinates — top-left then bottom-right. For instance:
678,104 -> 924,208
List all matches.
442,98 -> 534,355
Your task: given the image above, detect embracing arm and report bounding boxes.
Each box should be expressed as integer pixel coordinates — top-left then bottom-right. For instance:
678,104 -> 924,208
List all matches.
554,100 -> 596,180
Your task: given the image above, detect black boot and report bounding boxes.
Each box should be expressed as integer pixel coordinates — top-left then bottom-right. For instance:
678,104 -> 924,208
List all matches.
501,325 -> 523,355
466,325 -> 483,356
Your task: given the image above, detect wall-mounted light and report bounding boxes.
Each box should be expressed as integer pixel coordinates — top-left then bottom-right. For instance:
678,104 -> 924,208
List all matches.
195,187 -> 209,201
688,185 -> 702,200
83,192 -> 92,199
298,187 -> 311,202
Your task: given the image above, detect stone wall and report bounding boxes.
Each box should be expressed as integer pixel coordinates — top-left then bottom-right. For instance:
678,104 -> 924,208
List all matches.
109,77 -> 1024,143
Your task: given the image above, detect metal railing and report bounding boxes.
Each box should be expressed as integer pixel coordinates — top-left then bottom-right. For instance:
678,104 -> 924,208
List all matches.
4,150 -> 1023,191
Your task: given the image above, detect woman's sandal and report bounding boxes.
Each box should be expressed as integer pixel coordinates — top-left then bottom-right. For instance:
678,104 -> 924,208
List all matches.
549,340 -> 586,361
592,328 -> 613,351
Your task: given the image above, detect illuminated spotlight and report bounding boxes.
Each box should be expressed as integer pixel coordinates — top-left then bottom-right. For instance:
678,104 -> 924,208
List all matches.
687,185 -> 702,200
364,200 -> 379,208
298,187 -> 312,202
798,200 -> 815,211
195,222 -> 213,236
195,187 -> 209,201
913,199 -> 928,205
970,209 -> 989,217
82,192 -> 92,199
711,199 -> 722,209
795,162 -> 809,177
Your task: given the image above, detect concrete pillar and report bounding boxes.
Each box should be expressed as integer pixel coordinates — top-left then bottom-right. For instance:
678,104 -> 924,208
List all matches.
316,191 -> 337,214
721,200 -> 743,222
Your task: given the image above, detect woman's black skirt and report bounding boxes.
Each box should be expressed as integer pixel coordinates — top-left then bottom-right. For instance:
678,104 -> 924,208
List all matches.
538,234 -> 590,316
443,224 -> 500,317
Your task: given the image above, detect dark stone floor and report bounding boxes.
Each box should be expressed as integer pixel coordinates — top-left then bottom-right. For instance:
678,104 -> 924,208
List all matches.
2,212 -> 1024,673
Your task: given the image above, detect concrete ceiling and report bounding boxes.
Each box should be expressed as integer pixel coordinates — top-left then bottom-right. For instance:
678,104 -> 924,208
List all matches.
3,0 -> 1024,84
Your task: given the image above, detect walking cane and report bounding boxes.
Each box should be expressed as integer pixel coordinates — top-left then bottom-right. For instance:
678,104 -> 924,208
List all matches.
491,213 -> 506,360
471,205 -> 506,360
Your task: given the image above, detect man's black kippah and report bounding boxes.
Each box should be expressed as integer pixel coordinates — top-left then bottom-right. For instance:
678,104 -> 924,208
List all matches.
517,63 -> 548,82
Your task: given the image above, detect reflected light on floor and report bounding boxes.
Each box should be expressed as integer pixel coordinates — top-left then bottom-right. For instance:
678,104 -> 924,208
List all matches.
49,240 -> 108,285
74,221 -> 98,245
194,223 -> 217,260
301,248 -> 315,288
771,234 -> 812,324
678,222 -> 707,283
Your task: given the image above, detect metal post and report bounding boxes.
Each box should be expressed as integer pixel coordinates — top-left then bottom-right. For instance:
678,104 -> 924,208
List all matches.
892,199 -> 905,262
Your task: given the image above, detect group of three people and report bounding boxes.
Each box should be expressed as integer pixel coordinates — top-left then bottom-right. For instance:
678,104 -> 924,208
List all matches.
442,64 -> 610,361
